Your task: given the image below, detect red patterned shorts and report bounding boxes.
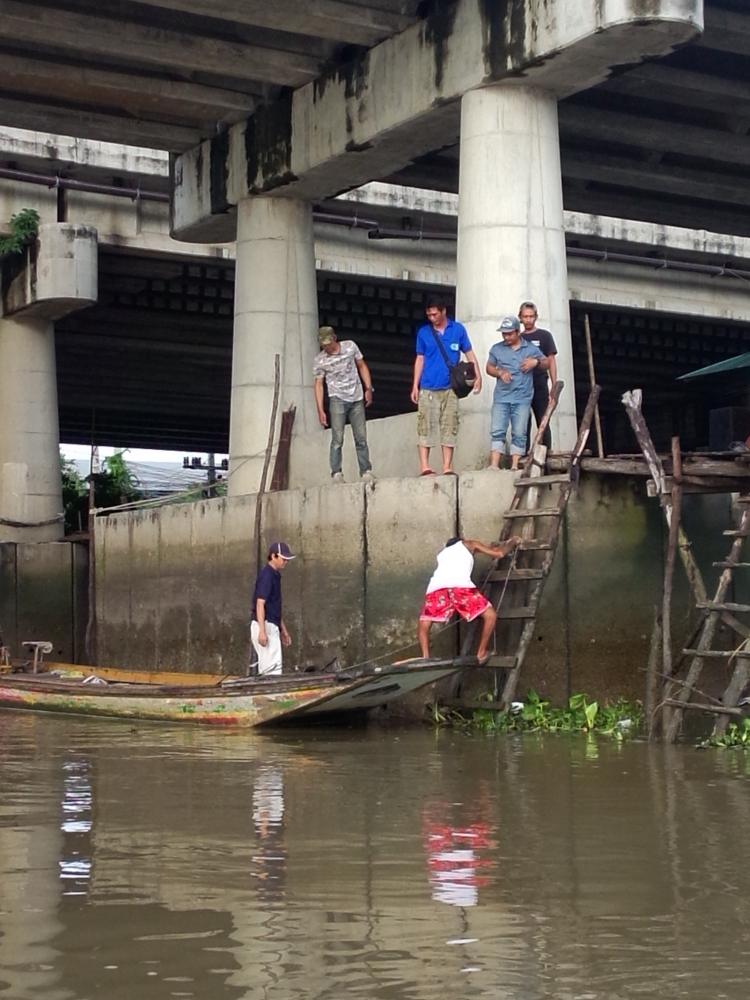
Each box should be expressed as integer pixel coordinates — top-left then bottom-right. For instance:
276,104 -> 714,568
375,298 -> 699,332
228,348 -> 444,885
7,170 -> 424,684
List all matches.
419,587 -> 491,623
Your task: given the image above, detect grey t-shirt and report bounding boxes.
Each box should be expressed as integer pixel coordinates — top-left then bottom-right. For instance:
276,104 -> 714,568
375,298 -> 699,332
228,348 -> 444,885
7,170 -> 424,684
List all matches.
313,340 -> 364,402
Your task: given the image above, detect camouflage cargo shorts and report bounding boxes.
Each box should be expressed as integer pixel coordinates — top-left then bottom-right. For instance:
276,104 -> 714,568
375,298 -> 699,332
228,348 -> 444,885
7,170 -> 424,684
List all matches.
417,389 -> 459,448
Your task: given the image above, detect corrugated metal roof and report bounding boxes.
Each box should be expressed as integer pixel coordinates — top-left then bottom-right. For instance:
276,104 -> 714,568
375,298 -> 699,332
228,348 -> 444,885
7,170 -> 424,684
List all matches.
678,353 -> 750,380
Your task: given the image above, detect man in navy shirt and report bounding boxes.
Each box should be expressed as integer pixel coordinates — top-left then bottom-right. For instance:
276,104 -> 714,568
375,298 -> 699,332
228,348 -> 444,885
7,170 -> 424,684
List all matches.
251,541 -> 295,675
410,296 -> 481,476
486,316 -> 548,471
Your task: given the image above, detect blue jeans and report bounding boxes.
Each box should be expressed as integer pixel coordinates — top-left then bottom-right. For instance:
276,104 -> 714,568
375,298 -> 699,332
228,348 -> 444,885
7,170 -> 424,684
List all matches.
491,400 -> 532,456
329,398 -> 372,475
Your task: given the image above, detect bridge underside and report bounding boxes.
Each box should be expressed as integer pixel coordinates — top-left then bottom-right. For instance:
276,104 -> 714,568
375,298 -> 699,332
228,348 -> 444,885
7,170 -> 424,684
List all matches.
0,2 -> 746,236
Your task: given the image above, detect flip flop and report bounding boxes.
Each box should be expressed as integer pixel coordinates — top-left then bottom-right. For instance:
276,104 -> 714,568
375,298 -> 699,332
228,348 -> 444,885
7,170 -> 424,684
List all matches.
442,470 -> 458,476
420,469 -> 436,476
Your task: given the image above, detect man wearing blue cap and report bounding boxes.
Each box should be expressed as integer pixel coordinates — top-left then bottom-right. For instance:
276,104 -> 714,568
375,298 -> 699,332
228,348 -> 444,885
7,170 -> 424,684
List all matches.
251,541 -> 295,675
486,316 -> 549,471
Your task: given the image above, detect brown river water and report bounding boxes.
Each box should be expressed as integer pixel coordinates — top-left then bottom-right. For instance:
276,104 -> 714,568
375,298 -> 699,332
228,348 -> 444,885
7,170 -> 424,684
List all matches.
1,711 -> 749,1000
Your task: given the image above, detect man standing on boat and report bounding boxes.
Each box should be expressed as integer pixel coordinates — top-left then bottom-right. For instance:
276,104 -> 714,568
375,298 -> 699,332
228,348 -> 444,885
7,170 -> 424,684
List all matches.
251,542 -> 295,675
418,536 -> 522,662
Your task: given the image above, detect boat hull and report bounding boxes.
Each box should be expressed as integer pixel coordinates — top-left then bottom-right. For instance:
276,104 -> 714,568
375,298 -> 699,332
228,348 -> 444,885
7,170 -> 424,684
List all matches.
0,659 -> 470,727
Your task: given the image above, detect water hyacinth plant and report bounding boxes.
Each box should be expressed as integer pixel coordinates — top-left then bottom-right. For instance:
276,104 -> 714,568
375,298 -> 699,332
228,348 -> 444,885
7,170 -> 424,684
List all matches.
435,689 -> 642,741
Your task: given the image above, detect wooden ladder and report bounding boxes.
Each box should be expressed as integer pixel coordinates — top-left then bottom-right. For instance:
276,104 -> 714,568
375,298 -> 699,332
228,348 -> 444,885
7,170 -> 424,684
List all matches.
454,384 -> 600,709
664,495 -> 750,741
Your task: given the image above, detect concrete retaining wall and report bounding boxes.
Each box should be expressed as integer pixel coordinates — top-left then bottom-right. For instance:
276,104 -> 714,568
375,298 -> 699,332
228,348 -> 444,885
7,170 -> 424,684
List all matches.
94,471 -> 741,705
0,540 -> 87,661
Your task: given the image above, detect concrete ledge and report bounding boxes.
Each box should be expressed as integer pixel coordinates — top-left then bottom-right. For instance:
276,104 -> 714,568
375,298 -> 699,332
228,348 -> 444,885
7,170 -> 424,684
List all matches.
2,222 -> 97,319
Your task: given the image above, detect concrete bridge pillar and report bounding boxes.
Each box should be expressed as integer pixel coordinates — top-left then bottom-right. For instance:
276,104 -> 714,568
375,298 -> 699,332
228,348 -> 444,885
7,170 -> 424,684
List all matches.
0,222 -> 97,541
455,85 -> 577,453
0,315 -> 63,541
228,196 -> 319,496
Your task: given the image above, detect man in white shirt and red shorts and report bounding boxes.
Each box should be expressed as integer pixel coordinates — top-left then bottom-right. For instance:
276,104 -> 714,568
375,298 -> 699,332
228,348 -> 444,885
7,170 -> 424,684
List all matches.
418,535 -> 522,662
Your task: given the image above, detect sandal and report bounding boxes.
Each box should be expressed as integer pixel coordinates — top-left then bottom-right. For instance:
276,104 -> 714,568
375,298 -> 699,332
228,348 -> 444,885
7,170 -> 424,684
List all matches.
420,469 -> 436,476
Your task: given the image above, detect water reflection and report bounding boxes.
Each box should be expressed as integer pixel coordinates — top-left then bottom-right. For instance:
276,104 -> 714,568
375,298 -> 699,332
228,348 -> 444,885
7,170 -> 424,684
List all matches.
59,759 -> 92,896
0,715 -> 749,999
250,762 -> 287,902
422,802 -> 496,907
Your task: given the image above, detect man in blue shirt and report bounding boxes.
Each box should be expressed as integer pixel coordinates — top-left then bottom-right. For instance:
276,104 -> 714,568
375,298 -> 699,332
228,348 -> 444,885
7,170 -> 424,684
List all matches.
486,316 -> 548,471
410,296 -> 481,476
251,541 -> 295,675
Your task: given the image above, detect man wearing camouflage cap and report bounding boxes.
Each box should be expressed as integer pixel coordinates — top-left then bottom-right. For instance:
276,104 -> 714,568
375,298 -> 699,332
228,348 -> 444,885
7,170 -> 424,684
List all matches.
313,326 -> 375,483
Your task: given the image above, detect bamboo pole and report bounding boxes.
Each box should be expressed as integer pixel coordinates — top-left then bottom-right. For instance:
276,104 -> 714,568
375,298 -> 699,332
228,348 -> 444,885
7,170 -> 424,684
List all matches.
662,438 -> 682,686
583,313 -> 605,458
645,609 -> 663,739
621,390 -> 707,605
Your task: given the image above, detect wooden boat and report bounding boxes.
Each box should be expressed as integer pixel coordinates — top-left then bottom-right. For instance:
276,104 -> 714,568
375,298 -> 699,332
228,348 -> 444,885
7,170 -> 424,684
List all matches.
0,656 -> 478,728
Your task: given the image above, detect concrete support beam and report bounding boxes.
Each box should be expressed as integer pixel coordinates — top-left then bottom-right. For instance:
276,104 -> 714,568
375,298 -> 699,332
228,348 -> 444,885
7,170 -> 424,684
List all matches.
173,0 -> 702,242
699,6 -> 750,55
600,64 -> 750,117
558,104 -> 750,170
0,0 -> 321,88
561,149 -> 750,206
455,85 -> 577,452
0,127 -> 170,183
228,197 -> 319,496
0,54 -> 256,124
134,0 -> 415,46
0,223 -> 98,541
0,96 -> 203,153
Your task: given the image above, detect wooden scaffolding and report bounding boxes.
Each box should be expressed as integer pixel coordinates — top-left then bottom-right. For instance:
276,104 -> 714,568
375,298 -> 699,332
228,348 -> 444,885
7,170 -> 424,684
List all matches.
623,389 -> 750,741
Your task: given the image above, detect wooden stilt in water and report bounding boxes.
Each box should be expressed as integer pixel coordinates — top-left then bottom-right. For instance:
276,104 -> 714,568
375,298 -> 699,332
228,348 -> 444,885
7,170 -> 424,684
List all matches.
661,437 -> 682,733
622,389 -> 749,741
645,609 -> 663,740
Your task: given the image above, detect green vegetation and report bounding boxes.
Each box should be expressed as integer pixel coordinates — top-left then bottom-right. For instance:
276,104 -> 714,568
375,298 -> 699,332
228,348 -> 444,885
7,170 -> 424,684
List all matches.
699,718 -> 750,750
0,208 -> 40,257
60,450 -> 143,534
435,689 -> 642,741
100,451 -> 141,506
